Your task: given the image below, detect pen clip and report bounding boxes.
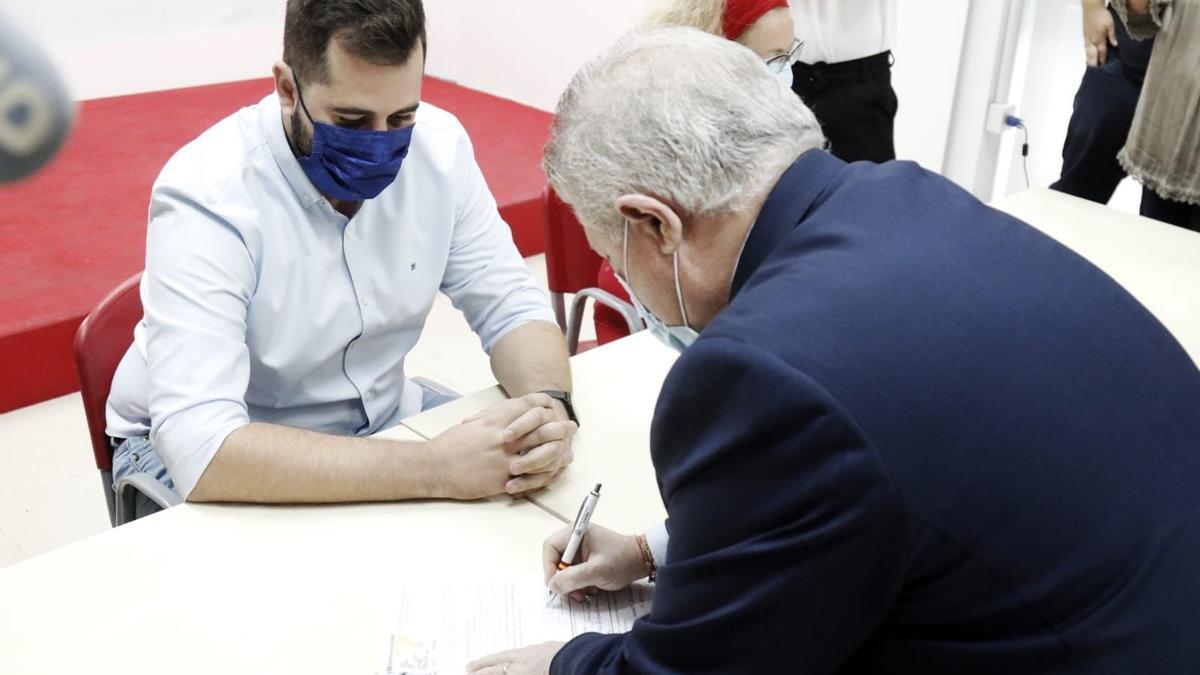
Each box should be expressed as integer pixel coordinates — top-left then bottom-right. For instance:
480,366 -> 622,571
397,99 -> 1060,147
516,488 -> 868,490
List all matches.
570,483 -> 602,527
570,495 -> 588,525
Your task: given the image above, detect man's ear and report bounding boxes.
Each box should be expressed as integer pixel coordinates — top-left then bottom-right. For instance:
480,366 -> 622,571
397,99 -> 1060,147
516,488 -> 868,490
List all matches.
615,194 -> 684,256
273,62 -> 298,116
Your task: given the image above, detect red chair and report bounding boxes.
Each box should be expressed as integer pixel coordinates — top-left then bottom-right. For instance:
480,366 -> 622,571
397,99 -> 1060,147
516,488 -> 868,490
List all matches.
543,186 -> 641,353
74,272 -> 181,526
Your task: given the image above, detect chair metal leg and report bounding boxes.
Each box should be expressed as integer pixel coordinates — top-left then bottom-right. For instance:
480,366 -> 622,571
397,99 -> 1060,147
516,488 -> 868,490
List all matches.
100,470 -> 117,528
113,473 -> 183,526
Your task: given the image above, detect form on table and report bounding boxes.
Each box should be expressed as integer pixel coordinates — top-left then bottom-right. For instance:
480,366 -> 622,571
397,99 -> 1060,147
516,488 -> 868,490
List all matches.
379,580 -> 654,674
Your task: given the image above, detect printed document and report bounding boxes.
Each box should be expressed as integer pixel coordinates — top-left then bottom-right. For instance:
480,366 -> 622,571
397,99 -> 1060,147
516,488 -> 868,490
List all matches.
379,581 -> 653,674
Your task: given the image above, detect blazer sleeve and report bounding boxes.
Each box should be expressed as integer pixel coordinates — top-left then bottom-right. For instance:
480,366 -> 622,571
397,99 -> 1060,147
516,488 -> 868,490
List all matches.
553,335 -> 908,674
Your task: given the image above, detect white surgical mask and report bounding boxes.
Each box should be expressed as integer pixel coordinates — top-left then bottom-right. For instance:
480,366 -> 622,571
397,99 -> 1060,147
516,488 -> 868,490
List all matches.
618,219 -> 699,353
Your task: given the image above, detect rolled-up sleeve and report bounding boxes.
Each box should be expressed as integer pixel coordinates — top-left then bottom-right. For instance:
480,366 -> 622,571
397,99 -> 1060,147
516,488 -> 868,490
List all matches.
1110,0 -> 1172,38
143,184 -> 254,498
439,129 -> 555,354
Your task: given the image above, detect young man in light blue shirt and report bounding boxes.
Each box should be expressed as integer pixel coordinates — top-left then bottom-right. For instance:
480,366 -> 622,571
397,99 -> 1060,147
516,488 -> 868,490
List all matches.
106,0 -> 577,513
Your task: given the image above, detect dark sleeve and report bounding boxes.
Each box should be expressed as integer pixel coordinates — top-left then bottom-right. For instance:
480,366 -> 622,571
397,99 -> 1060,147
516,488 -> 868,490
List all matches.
553,336 -> 908,674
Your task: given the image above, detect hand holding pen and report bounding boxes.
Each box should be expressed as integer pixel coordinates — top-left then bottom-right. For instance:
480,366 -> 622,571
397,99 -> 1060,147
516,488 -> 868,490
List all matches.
545,483 -> 601,605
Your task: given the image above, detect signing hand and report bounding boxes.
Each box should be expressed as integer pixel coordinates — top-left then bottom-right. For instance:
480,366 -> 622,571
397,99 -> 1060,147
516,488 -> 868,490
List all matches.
543,524 -> 648,602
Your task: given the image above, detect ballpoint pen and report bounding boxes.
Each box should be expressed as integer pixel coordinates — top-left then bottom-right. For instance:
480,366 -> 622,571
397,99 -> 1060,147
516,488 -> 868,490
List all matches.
547,483 -> 602,606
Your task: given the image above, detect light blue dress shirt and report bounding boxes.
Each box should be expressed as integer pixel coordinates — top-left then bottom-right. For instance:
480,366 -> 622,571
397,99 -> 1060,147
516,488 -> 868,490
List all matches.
106,93 -> 555,497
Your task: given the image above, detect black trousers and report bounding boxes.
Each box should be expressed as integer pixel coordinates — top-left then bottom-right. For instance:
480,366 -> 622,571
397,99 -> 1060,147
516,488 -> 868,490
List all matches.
1050,58 -> 1142,204
1051,17 -> 1197,233
1141,190 -> 1200,233
791,51 -> 897,164
1051,58 -> 1199,232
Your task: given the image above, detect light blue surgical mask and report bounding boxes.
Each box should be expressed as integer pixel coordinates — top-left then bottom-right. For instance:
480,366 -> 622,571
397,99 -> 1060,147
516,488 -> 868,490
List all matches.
774,66 -> 794,89
765,38 -> 804,91
618,219 -> 699,353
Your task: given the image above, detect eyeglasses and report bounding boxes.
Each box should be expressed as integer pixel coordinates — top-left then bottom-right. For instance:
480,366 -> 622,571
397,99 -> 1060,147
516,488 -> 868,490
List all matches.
765,39 -> 805,75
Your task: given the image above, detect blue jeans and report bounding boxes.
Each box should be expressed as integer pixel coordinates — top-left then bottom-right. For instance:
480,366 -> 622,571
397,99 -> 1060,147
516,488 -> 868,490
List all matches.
416,381 -> 459,411
111,435 -> 175,521
111,381 -> 459,519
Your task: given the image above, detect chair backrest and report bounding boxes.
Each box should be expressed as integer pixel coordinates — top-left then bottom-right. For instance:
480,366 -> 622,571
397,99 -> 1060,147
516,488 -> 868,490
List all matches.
543,186 -> 604,295
74,273 -> 143,473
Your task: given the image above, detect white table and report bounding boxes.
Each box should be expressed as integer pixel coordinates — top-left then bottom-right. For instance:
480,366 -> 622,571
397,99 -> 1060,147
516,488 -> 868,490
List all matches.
993,189 -> 1200,365
401,331 -> 679,534
0,425 -> 564,675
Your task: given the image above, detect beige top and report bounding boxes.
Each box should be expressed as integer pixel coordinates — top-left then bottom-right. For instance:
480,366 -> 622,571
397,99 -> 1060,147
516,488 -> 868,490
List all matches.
1111,0 -> 1200,205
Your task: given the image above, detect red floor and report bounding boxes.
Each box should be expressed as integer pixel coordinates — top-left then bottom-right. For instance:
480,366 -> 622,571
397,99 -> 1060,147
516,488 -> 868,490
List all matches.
0,77 -> 552,412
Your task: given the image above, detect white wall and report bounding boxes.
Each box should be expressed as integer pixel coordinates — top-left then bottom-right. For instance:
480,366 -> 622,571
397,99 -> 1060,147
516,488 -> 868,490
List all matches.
2,0 -> 649,105
996,0 -> 1080,197
425,0 -> 650,112
892,0 -> 969,172
5,0 -> 967,173
2,0 -> 285,100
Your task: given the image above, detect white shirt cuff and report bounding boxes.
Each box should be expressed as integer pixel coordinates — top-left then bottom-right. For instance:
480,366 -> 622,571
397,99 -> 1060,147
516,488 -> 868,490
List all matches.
645,519 -> 670,568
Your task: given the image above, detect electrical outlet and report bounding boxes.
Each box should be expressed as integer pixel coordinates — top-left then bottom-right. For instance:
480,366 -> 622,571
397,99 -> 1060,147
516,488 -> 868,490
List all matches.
985,102 -> 1017,135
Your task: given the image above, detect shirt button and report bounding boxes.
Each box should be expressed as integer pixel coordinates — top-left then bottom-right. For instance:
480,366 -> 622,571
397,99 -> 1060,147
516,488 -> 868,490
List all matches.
361,297 -> 369,306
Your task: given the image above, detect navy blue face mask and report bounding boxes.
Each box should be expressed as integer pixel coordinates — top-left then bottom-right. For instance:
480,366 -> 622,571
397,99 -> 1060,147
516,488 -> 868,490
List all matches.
292,80 -> 413,202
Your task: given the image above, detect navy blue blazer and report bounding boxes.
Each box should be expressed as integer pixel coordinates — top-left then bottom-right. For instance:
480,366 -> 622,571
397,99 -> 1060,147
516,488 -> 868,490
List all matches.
553,151 -> 1200,674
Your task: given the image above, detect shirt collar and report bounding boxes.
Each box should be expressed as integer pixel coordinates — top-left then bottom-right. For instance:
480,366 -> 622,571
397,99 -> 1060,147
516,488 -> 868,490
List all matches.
730,150 -> 846,298
260,93 -> 323,209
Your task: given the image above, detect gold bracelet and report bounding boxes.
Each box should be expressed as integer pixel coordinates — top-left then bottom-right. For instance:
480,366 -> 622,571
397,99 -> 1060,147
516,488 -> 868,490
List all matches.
635,534 -> 657,582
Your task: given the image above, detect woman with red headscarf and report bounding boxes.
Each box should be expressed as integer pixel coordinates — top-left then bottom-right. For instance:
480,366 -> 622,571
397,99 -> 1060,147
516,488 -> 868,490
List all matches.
645,0 -> 803,85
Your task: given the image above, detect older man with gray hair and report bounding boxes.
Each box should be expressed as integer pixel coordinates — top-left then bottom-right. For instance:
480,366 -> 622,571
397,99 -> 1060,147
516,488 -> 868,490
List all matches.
470,27 -> 1200,675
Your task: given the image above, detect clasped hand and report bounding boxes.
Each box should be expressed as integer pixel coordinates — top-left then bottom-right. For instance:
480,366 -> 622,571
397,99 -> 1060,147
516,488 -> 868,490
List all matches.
431,393 -> 577,500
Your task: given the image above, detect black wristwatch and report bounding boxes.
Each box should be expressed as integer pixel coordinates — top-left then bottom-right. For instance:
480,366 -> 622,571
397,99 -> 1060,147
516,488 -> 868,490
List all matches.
539,389 -> 579,427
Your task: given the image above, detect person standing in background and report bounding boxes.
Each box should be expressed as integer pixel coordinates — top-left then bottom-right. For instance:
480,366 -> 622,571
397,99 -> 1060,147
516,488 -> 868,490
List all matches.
1051,0 -> 1154,205
643,0 -> 804,77
1108,0 -> 1200,232
789,0 -> 898,162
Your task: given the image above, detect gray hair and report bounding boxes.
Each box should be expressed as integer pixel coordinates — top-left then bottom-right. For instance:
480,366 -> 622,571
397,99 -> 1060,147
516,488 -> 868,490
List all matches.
543,27 -> 825,239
